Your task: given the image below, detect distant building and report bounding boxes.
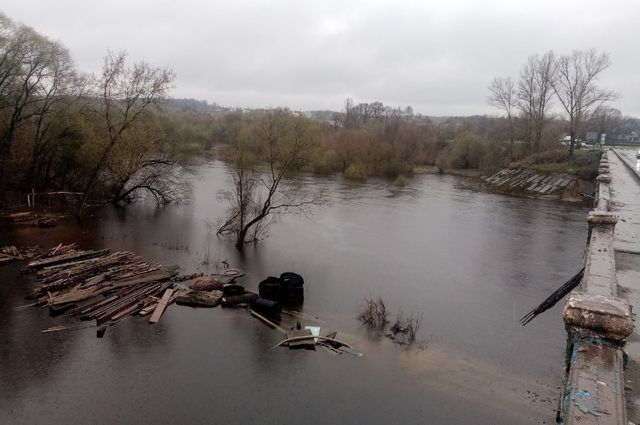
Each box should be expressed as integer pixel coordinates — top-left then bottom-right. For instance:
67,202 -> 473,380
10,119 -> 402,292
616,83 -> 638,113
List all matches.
606,131 -> 640,146
586,132 -> 599,144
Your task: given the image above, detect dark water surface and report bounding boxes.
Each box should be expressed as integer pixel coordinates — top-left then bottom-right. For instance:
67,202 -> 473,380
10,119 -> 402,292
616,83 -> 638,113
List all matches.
0,161 -> 588,425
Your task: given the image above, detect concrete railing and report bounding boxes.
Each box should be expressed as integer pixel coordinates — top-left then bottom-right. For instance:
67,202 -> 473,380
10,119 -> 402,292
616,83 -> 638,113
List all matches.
559,151 -> 633,424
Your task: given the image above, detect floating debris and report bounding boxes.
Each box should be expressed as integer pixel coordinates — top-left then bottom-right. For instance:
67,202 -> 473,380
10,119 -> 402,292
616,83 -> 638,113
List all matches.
0,245 -> 52,264
175,289 -> 223,307
3,246 -> 361,357
258,272 -> 304,302
0,243 -> 244,335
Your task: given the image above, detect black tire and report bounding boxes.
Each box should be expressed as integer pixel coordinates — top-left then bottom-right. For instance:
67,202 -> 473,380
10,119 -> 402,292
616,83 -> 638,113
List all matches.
223,284 -> 245,296
280,272 -> 304,290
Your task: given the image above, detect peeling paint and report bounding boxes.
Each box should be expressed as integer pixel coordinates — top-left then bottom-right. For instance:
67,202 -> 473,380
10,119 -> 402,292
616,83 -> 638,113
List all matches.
572,389 -> 604,417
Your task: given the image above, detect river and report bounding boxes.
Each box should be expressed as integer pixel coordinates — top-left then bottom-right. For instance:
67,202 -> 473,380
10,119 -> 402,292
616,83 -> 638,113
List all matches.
0,161 -> 589,425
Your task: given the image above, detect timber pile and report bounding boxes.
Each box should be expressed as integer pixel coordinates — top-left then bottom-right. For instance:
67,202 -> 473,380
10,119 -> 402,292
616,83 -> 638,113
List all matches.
0,211 -> 63,227
4,245 -> 362,355
0,243 -> 249,335
0,245 -> 53,264
20,244 -> 179,327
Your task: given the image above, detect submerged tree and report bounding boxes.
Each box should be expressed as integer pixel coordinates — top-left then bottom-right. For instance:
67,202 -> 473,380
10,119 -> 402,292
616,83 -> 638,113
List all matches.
79,51 -> 175,212
217,109 -> 324,249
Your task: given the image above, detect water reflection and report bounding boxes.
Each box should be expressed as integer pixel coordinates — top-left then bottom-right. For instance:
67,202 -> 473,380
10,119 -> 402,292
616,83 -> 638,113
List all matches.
0,160 -> 589,425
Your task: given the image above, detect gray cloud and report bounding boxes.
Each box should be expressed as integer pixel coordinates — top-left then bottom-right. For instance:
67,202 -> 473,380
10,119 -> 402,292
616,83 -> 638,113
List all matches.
3,0 -> 639,115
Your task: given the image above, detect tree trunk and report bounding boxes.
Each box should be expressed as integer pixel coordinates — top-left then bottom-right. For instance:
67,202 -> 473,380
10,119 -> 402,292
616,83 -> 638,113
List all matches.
569,130 -> 575,157
235,227 -> 248,249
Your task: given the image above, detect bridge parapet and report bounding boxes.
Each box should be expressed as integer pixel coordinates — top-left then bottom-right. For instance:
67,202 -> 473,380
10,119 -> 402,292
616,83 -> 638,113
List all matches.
560,151 -> 632,424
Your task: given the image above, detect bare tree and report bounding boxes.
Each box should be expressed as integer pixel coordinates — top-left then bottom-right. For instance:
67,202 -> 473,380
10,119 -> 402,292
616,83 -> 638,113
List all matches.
551,49 -> 617,155
217,109 -> 324,249
517,51 -> 555,152
105,116 -> 187,205
23,41 -> 87,190
487,76 -> 517,157
0,16 -> 56,178
79,51 -> 174,212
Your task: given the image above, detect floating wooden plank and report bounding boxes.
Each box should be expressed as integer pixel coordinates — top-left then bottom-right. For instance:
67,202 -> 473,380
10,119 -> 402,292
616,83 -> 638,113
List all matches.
112,269 -> 172,286
138,302 -> 158,316
250,309 -> 287,334
92,283 -> 163,323
149,288 -> 174,324
109,303 -> 143,321
48,284 -> 111,306
42,323 -> 96,333
77,295 -> 119,315
28,249 -> 110,269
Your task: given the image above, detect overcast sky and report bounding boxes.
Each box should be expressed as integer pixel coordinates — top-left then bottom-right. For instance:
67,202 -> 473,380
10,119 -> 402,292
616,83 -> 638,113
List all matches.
3,0 -> 639,116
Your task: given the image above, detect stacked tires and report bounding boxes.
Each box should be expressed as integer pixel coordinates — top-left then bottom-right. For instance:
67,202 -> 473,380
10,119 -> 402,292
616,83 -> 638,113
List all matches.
258,272 -> 304,303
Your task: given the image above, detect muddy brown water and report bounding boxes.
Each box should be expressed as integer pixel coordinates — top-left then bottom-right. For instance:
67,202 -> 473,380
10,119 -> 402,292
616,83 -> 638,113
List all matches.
0,161 -> 589,424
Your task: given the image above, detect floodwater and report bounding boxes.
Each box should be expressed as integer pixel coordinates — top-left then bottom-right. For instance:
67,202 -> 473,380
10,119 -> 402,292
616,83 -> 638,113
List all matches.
0,161 -> 589,425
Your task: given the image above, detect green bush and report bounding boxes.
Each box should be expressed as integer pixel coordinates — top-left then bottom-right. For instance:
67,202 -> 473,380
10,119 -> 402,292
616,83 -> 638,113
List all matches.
310,149 -> 342,175
344,162 -> 368,180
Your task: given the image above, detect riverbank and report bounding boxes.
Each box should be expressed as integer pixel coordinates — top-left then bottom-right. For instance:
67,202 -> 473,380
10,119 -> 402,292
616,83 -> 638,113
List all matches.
478,168 -> 595,202
445,150 -> 601,203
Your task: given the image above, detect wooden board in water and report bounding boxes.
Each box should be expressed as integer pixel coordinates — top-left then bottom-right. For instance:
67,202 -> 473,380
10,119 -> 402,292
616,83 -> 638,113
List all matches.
149,288 -> 173,324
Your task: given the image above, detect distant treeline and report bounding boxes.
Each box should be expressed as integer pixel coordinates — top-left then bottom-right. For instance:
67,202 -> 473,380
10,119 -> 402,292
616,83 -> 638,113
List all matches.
166,97 -> 638,180
2,12 -> 639,211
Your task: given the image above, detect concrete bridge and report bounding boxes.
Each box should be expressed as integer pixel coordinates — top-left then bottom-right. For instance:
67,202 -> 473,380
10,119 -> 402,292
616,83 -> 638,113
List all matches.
560,147 -> 640,424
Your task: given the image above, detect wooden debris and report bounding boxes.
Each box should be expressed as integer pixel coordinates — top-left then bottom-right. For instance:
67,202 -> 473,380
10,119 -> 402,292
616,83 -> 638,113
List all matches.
149,288 -> 174,324
285,329 -> 316,349
37,217 -> 58,227
273,335 -> 357,352
1,211 -> 35,222
41,323 -> 96,333
0,245 -> 48,264
250,309 -> 287,334
138,302 -> 158,316
8,243 -> 180,334
28,248 -> 111,269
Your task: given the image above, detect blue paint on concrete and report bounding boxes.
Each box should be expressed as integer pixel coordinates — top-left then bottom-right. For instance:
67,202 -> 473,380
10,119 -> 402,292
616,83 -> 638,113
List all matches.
574,389 -> 592,399
571,389 -> 602,417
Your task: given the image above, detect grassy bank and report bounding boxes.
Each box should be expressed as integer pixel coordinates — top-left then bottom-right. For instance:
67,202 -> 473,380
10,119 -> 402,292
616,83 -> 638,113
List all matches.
519,150 -> 602,180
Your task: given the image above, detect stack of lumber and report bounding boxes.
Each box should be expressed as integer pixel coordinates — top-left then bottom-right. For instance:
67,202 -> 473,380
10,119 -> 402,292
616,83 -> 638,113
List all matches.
0,245 -> 51,264
3,243 -> 247,336
23,244 -> 178,326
